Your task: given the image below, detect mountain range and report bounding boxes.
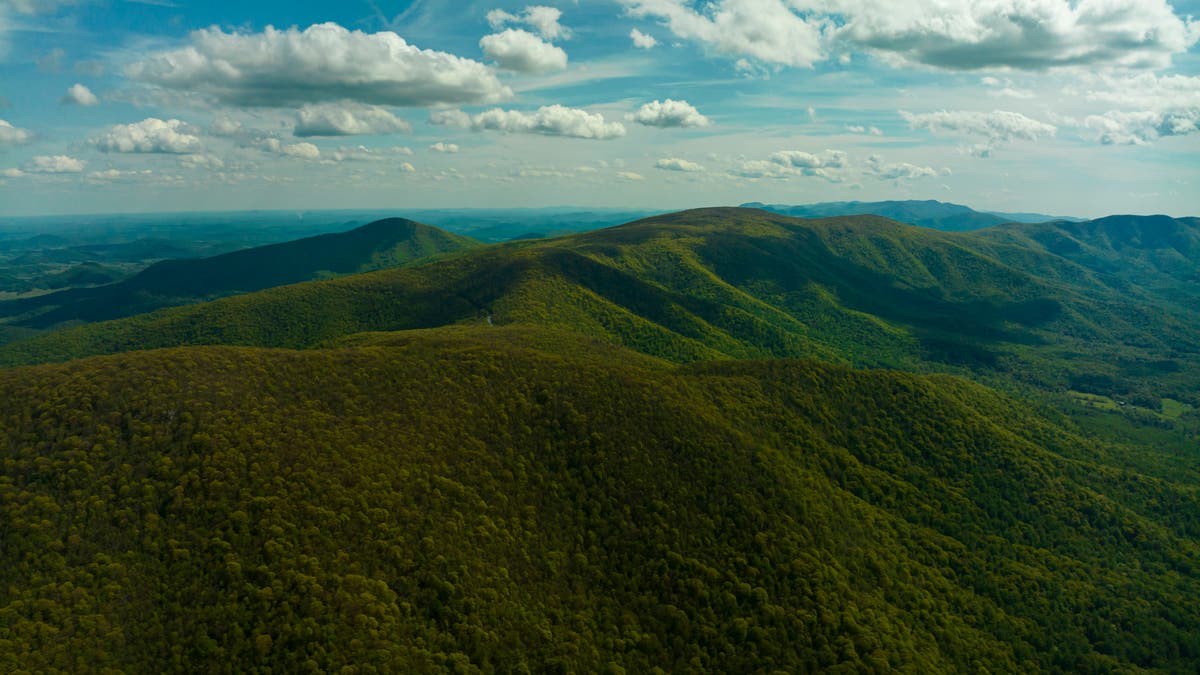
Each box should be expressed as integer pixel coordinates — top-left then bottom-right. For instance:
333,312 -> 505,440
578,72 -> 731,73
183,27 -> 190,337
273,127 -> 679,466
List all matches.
741,199 -> 1083,230
1,206 -> 1198,672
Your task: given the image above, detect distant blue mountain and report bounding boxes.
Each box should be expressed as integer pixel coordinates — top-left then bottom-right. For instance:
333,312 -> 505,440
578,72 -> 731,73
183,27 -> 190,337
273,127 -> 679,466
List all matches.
741,200 -> 1080,231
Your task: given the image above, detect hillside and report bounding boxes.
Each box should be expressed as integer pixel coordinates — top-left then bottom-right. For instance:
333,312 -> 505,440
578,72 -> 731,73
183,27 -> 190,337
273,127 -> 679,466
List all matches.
2,208 -> 1196,410
0,218 -> 477,328
3,329 -> 1199,672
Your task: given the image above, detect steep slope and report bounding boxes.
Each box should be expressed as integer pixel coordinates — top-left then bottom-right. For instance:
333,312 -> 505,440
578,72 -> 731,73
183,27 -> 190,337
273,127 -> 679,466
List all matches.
1,208 -> 1196,406
2,331 -> 1199,672
0,218 -> 477,328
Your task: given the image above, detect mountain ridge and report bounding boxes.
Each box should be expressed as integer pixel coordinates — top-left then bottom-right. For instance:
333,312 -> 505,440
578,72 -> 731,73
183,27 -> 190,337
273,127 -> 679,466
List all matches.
741,199 -> 1081,230
0,217 -> 477,329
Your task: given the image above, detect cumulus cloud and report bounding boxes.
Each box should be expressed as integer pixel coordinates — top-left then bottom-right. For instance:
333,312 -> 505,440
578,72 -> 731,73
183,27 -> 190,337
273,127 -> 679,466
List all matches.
770,149 -> 848,169
628,99 -> 711,128
0,119 -> 33,145
655,157 -> 705,172
251,137 -> 320,159
295,102 -> 411,137
630,28 -> 657,48
488,6 -> 570,40
87,168 -> 154,183
836,0 -> 1197,71
328,145 -> 413,162
429,142 -> 459,153
433,105 -> 626,139
845,124 -> 882,135
1084,110 -> 1200,145
617,171 -> 644,181
1071,73 -> 1200,145
620,0 -> 825,68
92,118 -> 203,154
61,83 -> 99,106
480,29 -> 568,74
732,149 -> 847,181
126,23 -> 512,108
730,160 -> 793,179
618,0 -> 1197,71
1082,73 -> 1200,110
179,153 -> 225,170
901,110 -> 1056,144
429,109 -> 472,129
280,142 -> 320,159
865,154 -> 938,181
24,155 -> 86,173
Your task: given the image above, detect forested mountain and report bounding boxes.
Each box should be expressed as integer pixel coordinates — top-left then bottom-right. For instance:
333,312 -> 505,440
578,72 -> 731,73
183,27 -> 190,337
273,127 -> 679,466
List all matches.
0,218 -> 476,328
3,329 -> 1199,672
2,207 -> 1198,672
2,208 -> 1196,410
740,199 -> 1074,230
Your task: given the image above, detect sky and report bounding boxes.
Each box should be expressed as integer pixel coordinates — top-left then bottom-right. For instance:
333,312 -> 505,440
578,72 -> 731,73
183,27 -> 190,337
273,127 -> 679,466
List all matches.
0,0 -> 1198,218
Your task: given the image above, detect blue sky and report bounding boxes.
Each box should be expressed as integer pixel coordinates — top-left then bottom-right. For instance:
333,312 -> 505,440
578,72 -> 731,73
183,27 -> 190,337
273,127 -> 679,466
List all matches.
1,0 -> 1198,217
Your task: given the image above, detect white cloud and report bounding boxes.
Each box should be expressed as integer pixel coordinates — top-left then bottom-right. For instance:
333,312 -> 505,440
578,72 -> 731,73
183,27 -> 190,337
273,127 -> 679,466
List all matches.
480,29 -> 567,74
488,6 -> 570,39
1,168 -> 25,178
209,116 -> 244,137
1082,73 -> 1200,110
429,109 -> 472,128
92,118 -> 203,154
179,153 -> 225,170
430,142 -> 459,153
434,105 -> 626,139
61,83 -> 99,106
24,155 -> 86,173
630,28 -> 657,49
770,149 -> 848,169
619,0 -> 825,68
628,99 -> 710,128
87,168 -> 154,183
295,102 -> 411,137
0,119 -> 33,145
617,171 -> 644,181
126,23 -> 512,107
835,0 -> 1197,71
1084,110 -> 1200,145
328,145 -> 413,162
523,6 -> 569,40
845,124 -> 883,135
655,157 -> 705,172
731,149 -> 847,181
280,142 -> 320,159
618,0 -> 1197,71
730,159 -> 793,179
865,154 -> 937,181
400,162 -> 416,172
901,110 -> 1056,143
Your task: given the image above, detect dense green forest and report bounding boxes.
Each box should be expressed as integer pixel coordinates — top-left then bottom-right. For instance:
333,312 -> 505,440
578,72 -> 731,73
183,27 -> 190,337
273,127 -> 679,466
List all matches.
0,218 -> 476,329
3,209 -> 1197,410
2,329 -> 1200,672
1,208 -> 1198,671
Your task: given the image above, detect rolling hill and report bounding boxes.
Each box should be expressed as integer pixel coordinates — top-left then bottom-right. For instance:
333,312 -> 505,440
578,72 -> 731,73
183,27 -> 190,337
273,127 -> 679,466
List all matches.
2,329 -> 1199,672
1,208 -> 1196,409
0,217 -> 477,329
